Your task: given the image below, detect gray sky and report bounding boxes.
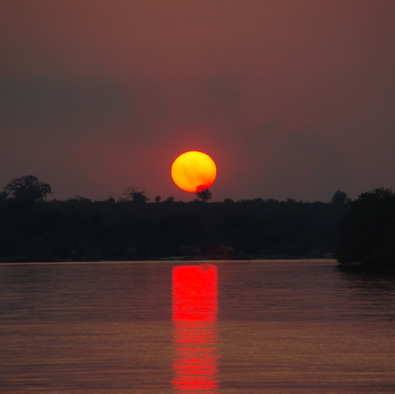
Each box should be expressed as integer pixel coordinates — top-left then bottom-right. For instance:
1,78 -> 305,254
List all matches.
1,0 -> 394,202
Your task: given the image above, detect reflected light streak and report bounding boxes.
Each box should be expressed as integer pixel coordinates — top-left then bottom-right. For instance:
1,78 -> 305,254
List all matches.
172,264 -> 219,393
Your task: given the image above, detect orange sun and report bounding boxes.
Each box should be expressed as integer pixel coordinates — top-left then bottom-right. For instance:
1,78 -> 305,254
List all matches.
171,151 -> 217,193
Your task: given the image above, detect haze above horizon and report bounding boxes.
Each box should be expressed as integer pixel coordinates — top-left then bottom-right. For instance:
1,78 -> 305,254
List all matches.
1,1 -> 394,202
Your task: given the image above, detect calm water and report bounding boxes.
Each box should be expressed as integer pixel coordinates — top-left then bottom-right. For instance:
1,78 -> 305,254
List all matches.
0,259 -> 394,393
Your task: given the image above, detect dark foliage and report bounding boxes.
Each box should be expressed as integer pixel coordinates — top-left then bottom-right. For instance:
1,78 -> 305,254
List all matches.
3,175 -> 51,203
337,188 -> 395,272
0,189 -> 351,262
196,187 -> 212,203
119,186 -> 149,204
331,190 -> 348,205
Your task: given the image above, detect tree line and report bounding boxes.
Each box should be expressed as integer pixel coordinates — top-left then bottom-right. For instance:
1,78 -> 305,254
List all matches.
0,175 -> 356,263
337,188 -> 395,273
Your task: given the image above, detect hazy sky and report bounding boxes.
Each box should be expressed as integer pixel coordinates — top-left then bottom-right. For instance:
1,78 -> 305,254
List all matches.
1,0 -> 394,202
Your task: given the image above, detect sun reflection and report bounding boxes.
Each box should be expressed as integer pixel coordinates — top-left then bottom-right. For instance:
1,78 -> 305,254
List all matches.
172,264 -> 219,393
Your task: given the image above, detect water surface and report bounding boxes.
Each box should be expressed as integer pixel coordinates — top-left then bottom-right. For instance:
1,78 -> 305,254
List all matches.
0,260 -> 394,393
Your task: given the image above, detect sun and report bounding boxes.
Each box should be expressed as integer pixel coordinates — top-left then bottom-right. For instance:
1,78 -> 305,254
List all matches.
171,151 -> 217,193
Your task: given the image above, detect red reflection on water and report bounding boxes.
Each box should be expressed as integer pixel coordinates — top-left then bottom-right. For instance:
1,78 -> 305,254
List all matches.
172,264 -> 219,393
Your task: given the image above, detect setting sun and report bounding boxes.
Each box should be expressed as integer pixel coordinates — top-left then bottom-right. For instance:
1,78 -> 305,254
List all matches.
171,151 -> 217,193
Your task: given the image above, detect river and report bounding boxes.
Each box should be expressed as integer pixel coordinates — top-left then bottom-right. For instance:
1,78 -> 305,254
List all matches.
0,259 -> 394,393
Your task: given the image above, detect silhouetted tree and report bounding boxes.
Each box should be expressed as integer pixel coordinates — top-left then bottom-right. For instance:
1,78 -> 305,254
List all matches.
332,190 -> 347,205
120,187 -> 149,204
196,187 -> 212,203
3,175 -> 51,202
105,196 -> 116,204
155,195 -> 161,203
337,188 -> 395,272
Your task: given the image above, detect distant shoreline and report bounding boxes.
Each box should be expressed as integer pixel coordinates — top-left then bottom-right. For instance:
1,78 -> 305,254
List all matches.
0,257 -> 338,265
